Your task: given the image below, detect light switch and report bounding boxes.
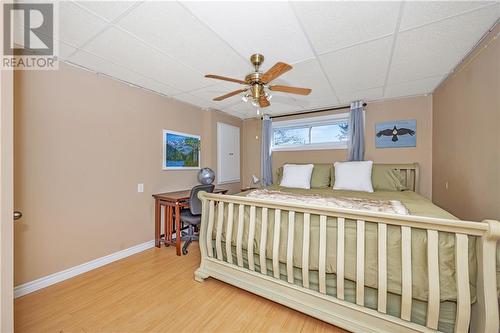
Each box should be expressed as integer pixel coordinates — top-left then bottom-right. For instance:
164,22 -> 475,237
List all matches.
445,182 -> 449,190
137,183 -> 144,193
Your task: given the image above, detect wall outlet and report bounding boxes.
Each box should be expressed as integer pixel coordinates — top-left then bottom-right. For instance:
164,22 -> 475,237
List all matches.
137,183 -> 144,193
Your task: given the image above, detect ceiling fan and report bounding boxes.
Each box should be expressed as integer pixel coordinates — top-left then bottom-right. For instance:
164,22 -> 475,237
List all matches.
205,54 -> 312,108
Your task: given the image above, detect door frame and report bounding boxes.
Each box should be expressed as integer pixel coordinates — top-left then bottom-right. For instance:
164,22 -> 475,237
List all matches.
0,21 -> 15,332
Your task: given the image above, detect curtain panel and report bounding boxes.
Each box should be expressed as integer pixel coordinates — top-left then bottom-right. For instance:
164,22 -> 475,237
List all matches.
347,101 -> 365,161
261,115 -> 273,186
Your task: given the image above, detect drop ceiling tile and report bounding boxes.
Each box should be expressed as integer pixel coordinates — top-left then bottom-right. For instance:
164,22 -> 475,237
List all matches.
172,93 -> 213,109
117,1 -> 249,78
220,99 -> 246,111
293,1 -> 401,54
68,49 -> 136,81
183,1 -> 314,65
265,101 -> 303,115
272,59 -> 334,100
73,1 -> 138,22
399,1 -> 496,31
337,87 -> 383,104
388,6 -> 499,84
68,49 -> 180,96
139,79 -> 183,97
384,76 -> 444,99
188,83 -> 246,108
59,1 -> 109,48
320,36 -> 393,93
222,101 -> 256,113
58,41 -> 78,60
291,95 -> 340,110
234,113 -> 253,119
82,27 -> 210,91
236,109 -> 258,119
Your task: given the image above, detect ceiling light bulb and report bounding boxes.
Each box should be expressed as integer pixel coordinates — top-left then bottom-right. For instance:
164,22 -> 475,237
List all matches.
242,95 -> 248,102
265,92 -> 273,101
251,100 -> 259,107
256,109 -> 260,115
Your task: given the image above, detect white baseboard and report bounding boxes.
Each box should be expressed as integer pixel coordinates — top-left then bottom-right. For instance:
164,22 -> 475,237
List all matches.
14,240 -> 155,298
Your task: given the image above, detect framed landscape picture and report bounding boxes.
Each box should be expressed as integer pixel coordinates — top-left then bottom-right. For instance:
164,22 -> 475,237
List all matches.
163,130 -> 201,170
375,119 -> 416,148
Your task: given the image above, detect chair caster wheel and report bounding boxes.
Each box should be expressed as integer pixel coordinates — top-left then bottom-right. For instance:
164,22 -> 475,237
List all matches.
182,249 -> 188,255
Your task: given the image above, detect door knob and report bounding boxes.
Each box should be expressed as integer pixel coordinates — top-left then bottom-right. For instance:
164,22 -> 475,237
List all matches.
13,211 -> 22,220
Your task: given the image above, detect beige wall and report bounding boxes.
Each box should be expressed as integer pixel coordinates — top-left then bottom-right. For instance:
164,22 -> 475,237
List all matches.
243,96 -> 433,198
14,62 -> 241,285
365,96 -> 433,198
432,24 -> 500,221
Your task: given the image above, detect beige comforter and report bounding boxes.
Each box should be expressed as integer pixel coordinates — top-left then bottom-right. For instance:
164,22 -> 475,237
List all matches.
211,186 -> 480,303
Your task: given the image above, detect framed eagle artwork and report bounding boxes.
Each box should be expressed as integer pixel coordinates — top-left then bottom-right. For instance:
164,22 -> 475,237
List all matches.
375,119 -> 417,148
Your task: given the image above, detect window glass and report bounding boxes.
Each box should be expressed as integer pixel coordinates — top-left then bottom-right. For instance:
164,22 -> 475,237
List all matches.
310,122 -> 349,144
272,113 -> 352,150
273,126 -> 310,146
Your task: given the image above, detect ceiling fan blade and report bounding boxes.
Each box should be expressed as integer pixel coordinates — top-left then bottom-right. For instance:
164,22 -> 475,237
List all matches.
205,74 -> 246,85
213,89 -> 247,101
269,85 -> 312,95
259,95 -> 270,108
261,62 -> 292,83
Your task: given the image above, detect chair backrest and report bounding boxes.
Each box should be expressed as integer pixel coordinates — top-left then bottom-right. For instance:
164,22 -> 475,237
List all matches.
189,184 -> 215,215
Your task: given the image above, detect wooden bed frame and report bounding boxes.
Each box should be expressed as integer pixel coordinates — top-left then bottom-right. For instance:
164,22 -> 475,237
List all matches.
194,164 -> 499,333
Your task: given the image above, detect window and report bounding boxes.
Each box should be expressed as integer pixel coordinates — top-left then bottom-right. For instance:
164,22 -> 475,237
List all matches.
272,113 -> 350,151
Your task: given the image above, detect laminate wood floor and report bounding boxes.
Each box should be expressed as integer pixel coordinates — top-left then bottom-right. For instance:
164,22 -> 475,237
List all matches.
15,243 -> 347,333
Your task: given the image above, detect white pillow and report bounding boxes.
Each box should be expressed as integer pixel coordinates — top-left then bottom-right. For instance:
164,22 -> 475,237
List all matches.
280,164 -> 314,189
333,161 -> 374,193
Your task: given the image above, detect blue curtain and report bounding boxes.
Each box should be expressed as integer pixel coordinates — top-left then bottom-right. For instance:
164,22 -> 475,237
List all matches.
261,115 -> 273,186
347,101 -> 365,161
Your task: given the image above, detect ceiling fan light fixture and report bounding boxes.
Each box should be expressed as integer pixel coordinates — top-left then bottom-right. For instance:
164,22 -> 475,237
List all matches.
204,53 -> 312,110
251,83 -> 262,99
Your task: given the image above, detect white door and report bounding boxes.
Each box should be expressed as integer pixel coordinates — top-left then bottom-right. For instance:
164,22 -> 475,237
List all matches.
0,62 -> 15,330
217,123 -> 240,184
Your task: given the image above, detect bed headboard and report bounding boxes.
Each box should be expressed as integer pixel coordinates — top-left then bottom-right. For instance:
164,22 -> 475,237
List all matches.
385,163 -> 420,193
275,162 -> 421,194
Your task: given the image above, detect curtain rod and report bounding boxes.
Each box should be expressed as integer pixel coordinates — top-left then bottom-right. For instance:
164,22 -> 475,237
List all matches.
269,103 -> 367,119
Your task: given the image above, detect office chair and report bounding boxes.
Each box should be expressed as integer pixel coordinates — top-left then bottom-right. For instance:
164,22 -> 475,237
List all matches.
181,184 -> 215,255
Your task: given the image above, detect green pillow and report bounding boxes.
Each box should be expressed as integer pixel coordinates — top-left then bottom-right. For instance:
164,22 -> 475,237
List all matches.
275,164 -> 332,188
371,165 -> 408,191
310,164 -> 331,188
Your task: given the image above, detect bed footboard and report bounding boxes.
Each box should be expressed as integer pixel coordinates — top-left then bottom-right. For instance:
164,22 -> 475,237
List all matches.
195,192 -> 499,333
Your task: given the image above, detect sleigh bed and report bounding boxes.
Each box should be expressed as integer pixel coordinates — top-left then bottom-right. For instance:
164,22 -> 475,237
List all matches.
194,164 -> 499,333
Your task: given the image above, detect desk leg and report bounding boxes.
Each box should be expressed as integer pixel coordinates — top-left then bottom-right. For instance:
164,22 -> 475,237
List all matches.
163,204 -> 168,247
166,205 -> 172,246
175,203 -> 181,256
155,199 -> 160,248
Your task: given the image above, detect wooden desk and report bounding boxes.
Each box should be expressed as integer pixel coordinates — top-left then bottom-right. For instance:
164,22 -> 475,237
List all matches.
153,188 -> 228,256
